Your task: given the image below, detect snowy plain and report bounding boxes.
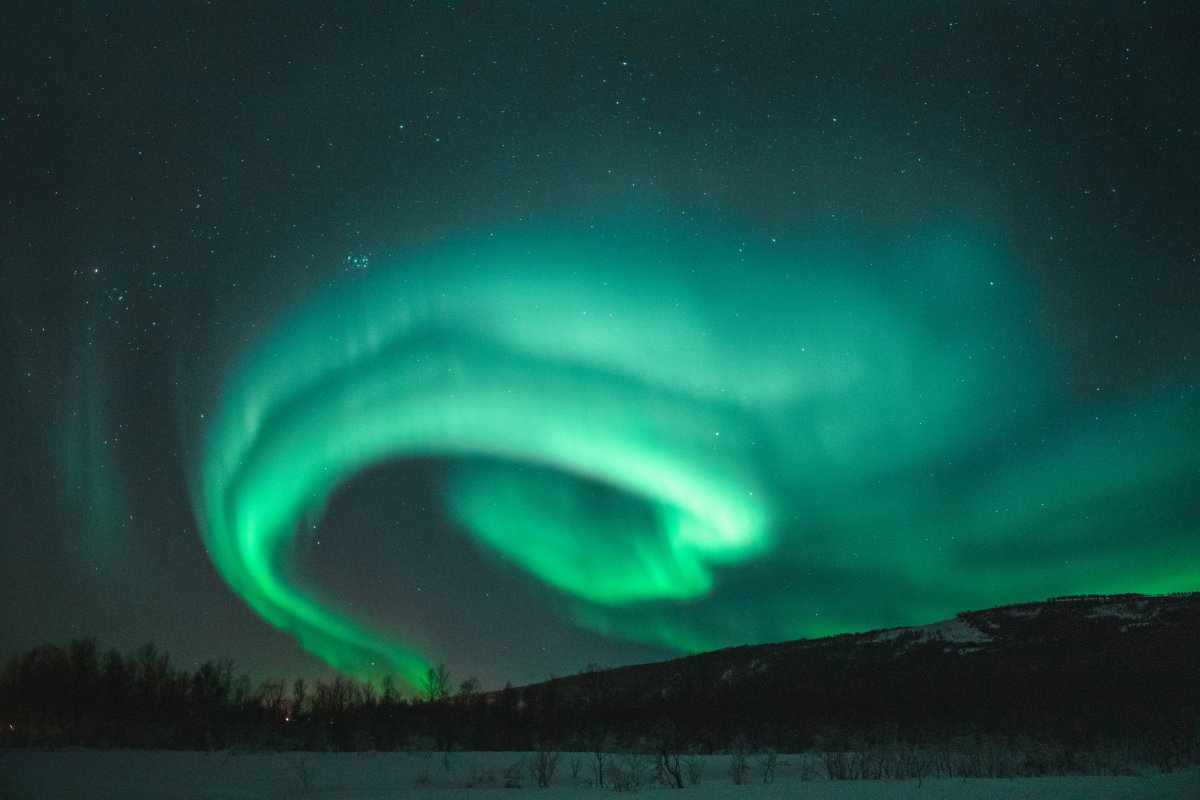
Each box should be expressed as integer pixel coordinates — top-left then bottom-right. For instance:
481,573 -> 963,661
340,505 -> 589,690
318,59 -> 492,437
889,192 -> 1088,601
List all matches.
2,749 -> 1198,800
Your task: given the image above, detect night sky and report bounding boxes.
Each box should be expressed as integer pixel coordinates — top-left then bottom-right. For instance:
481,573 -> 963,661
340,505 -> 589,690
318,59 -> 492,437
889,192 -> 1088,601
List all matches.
2,2 -> 1198,691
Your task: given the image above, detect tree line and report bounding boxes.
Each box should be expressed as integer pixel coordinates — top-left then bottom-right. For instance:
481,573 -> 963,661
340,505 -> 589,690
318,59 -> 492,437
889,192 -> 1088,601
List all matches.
2,597 -> 1198,779
0,638 -> 484,751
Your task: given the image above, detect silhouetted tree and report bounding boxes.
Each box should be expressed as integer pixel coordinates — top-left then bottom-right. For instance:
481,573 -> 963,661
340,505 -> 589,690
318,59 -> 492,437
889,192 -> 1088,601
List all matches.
420,663 -> 452,702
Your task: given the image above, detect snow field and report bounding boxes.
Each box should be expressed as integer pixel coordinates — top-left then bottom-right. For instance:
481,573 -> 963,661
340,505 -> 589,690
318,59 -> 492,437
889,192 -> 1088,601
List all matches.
2,749 -> 1197,800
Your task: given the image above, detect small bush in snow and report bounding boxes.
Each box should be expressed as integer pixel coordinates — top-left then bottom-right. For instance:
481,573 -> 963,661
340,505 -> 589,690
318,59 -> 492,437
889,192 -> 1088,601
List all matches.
728,733 -> 751,785
610,750 -> 652,792
465,761 -> 497,788
759,748 -> 778,783
683,750 -> 705,786
504,756 -> 526,788
528,746 -> 561,788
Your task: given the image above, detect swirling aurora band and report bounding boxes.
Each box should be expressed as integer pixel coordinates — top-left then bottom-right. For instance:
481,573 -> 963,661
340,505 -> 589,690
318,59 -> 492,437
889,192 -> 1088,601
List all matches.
196,220 -> 1200,686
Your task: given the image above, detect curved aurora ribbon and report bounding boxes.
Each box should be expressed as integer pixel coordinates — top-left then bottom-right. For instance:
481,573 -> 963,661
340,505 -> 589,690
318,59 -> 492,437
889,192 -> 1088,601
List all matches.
196,219 -> 1200,685
200,223 -> 788,683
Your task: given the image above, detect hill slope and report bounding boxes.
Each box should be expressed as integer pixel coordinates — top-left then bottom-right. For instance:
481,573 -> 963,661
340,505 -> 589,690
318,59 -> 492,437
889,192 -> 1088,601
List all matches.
501,593 -> 1200,754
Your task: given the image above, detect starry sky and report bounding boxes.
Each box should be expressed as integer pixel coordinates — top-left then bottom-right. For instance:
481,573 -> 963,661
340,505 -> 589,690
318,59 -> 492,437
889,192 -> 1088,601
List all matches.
2,2 -> 1198,690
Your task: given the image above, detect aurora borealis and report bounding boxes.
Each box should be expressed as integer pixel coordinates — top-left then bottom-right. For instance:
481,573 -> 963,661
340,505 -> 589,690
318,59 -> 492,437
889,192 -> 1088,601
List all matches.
2,3 -> 1198,688
198,219 -> 1198,684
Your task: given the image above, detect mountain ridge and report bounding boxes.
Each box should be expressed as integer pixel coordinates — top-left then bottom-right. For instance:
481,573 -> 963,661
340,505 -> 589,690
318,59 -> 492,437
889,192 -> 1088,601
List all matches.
472,591 -> 1200,759
515,591 -> 1200,694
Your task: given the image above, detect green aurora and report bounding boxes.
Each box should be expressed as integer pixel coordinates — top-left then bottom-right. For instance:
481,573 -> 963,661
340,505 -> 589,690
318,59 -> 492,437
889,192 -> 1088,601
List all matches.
196,219 -> 1200,686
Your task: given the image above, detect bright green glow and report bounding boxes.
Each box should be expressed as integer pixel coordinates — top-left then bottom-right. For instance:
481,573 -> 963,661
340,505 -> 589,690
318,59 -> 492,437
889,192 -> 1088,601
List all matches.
196,219 -> 1200,683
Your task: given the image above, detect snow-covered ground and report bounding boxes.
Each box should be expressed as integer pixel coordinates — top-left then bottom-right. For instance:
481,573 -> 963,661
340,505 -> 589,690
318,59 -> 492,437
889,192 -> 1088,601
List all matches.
1,749 -> 1197,800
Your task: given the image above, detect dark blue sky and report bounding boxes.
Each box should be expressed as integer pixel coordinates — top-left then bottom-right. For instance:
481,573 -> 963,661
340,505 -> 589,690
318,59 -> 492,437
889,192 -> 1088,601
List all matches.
1,2 -> 1197,689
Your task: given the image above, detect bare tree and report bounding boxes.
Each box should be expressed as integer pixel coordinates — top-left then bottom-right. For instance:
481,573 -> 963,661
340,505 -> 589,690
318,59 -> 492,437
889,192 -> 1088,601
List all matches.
294,753 -> 311,793
759,748 -> 778,783
380,675 -> 402,704
651,720 -> 684,788
420,663 -> 452,702
588,726 -> 609,788
290,678 -> 307,719
728,733 -> 751,785
458,676 -> 480,702
257,677 -> 287,716
528,744 -> 561,788
683,750 -> 705,786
